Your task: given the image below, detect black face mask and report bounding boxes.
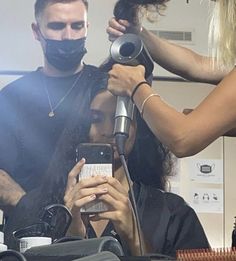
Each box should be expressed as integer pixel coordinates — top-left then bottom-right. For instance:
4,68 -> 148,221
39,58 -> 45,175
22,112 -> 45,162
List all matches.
43,37 -> 87,71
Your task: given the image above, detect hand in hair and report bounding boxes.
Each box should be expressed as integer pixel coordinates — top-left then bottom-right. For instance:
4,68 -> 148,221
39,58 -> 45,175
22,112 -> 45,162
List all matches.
107,0 -> 169,42
107,18 -> 142,42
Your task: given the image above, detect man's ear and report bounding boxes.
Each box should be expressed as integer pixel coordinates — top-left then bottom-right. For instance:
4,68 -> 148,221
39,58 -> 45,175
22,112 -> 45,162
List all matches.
31,22 -> 40,41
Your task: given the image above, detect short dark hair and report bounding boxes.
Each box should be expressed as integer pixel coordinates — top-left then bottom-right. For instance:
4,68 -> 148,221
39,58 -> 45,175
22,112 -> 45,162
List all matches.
34,0 -> 88,21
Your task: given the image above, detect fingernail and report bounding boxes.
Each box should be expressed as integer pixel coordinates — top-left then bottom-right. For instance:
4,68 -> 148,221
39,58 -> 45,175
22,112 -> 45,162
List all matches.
80,158 -> 85,163
102,176 -> 107,180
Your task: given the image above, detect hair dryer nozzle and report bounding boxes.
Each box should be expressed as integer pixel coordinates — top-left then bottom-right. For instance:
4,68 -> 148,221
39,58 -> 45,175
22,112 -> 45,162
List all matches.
110,33 -> 154,79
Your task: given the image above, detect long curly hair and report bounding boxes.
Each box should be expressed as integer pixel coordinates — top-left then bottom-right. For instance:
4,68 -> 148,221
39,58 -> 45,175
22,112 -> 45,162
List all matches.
128,111 -> 175,190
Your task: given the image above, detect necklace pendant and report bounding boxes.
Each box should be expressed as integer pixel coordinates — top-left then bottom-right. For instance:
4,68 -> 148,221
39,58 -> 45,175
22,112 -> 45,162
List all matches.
44,69 -> 83,119
49,111 -> 55,117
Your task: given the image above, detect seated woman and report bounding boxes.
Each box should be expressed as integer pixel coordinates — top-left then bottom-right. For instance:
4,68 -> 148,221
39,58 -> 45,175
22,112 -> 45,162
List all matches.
4,85 -> 209,256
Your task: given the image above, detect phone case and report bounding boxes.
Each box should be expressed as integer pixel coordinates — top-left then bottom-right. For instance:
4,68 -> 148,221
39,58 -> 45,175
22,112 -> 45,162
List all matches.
76,143 -> 113,214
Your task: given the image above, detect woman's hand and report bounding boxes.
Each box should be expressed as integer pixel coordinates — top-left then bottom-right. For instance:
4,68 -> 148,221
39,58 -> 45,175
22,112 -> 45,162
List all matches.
89,177 -> 142,255
64,159 -> 109,237
108,64 -> 146,97
107,18 -> 142,42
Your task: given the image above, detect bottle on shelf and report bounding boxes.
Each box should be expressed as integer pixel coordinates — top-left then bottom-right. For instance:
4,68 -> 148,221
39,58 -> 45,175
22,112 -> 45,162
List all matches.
0,231 -> 8,252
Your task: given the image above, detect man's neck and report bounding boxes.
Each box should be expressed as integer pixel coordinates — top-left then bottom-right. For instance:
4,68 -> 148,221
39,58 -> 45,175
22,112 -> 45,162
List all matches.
42,62 -> 84,77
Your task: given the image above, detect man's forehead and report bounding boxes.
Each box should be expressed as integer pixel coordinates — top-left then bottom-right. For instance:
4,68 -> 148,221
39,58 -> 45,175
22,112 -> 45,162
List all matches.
40,1 -> 87,23
41,1 -> 87,17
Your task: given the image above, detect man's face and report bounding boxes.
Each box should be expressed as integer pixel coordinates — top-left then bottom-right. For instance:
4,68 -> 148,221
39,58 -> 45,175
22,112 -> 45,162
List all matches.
36,0 -> 88,40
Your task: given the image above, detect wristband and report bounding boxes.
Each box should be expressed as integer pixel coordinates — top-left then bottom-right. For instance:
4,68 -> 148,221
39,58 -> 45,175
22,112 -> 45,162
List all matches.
131,81 -> 149,103
140,93 -> 160,118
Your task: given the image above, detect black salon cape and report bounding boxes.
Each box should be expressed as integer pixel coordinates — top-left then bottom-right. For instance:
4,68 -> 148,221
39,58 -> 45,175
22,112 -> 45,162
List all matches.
4,182 -> 210,256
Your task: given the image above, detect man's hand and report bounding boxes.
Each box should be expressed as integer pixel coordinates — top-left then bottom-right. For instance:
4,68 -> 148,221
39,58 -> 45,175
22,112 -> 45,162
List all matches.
0,169 -> 26,215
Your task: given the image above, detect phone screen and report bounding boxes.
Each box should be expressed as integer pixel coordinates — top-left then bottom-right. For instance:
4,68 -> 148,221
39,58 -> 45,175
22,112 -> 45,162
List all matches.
76,143 -> 113,213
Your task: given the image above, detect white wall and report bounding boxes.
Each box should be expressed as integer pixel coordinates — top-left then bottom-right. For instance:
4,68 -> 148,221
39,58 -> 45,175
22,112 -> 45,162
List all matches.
0,0 -> 40,70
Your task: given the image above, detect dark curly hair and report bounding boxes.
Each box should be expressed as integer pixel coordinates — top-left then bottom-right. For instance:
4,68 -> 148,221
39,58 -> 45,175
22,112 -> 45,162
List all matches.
113,0 -> 170,23
128,110 -> 175,190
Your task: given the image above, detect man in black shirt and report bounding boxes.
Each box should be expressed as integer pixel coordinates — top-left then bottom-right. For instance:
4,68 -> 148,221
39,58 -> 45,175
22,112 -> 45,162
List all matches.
0,0 -> 107,217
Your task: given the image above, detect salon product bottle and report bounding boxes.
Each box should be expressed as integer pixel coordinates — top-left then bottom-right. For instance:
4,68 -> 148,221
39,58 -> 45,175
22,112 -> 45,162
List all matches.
0,231 -> 8,252
19,237 -> 52,253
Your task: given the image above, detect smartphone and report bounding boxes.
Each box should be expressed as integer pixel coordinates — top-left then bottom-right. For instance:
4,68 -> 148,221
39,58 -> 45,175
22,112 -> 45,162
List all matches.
76,143 -> 113,214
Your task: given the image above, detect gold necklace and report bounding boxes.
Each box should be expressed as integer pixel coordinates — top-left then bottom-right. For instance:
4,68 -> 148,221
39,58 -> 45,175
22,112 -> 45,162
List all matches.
43,70 -> 83,117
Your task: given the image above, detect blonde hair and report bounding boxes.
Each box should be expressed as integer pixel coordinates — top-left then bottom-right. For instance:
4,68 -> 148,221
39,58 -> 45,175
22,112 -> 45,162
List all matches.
209,0 -> 236,69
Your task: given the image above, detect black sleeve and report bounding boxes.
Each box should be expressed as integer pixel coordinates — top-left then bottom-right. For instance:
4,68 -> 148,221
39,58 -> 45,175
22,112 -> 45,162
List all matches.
4,189 -> 44,250
163,200 -> 210,256
0,90 -> 19,176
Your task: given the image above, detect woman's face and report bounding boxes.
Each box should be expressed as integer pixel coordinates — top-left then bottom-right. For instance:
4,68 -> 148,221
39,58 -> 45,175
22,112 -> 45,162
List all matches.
89,90 -> 136,163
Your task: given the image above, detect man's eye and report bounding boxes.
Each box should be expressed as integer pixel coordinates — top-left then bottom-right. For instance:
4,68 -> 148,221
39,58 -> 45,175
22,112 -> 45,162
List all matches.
90,113 -> 101,123
71,22 -> 85,30
48,22 -> 65,30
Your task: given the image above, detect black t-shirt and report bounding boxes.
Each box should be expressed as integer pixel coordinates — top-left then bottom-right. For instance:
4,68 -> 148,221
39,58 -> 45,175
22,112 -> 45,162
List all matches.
0,64 -> 108,191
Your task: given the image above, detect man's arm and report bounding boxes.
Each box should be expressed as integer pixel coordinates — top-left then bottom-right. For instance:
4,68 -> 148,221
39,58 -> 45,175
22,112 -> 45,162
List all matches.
0,169 -> 26,216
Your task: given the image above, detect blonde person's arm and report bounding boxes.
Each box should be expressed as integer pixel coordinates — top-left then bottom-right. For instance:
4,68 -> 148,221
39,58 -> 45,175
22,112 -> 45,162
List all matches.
183,108 -> 236,137
108,65 -> 236,157
107,18 -> 229,84
140,28 -> 228,84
